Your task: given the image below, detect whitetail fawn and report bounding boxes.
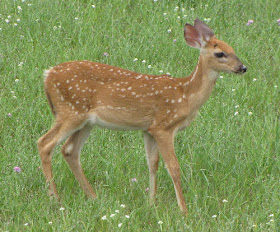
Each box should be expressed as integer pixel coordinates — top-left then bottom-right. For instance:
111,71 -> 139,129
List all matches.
37,19 -> 246,215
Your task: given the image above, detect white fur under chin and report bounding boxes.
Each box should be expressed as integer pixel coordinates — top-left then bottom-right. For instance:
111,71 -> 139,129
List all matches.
208,70 -> 219,80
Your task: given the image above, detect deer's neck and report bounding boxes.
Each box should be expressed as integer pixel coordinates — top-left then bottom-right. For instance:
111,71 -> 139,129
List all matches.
182,55 -> 219,110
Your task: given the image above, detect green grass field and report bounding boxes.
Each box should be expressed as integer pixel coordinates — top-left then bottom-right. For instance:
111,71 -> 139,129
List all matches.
0,0 -> 279,231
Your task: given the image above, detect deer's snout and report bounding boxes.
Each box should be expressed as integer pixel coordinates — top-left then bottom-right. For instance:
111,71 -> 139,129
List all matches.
235,64 -> 247,74
240,65 -> 247,73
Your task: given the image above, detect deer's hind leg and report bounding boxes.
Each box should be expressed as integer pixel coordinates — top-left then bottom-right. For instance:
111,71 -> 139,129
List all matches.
61,123 -> 96,198
37,117 -> 88,199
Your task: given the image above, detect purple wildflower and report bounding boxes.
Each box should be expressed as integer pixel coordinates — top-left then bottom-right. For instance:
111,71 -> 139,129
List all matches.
103,52 -> 109,57
173,39 -> 177,44
246,20 -> 254,26
131,178 -> 137,182
8,113 -> 11,117
145,187 -> 149,192
13,166 -> 21,172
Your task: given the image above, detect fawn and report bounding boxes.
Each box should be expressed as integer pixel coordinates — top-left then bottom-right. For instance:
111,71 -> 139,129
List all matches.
37,19 -> 246,215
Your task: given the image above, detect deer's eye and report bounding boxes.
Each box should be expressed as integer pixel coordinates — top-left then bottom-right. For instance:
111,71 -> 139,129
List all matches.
215,52 -> 226,58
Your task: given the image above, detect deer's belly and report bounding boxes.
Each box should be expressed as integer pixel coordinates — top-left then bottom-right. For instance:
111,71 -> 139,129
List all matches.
88,112 -> 150,131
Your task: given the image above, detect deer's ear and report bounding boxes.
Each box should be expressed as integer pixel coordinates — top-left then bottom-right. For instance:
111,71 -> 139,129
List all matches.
194,19 -> 214,42
184,23 -> 203,48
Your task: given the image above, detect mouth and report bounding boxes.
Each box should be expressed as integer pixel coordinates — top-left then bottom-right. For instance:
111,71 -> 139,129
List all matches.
234,65 -> 247,74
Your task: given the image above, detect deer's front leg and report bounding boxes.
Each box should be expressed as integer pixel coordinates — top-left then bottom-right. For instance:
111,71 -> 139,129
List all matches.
143,132 -> 159,201
152,130 -> 188,215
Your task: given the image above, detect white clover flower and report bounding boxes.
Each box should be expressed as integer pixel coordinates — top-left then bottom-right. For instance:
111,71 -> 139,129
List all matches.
266,219 -> 274,224
5,19 -> 10,23
163,13 -> 167,16
158,221 -> 163,225
17,6 -> 23,11
159,70 -> 163,73
24,223 -> 28,226
167,29 -> 171,33
235,105 -> 239,108
253,78 -> 257,81
133,58 -> 138,62
174,6 -> 179,11
115,210 -> 119,213
17,18 -> 21,22
91,5 -> 96,8
125,215 -> 130,219
232,89 -> 236,91
275,85 -> 278,88
101,215 -> 107,220
48,221 -> 53,225
234,112 -> 239,116
142,60 -> 146,63
118,223 -> 122,228
212,215 -> 217,218
74,17 -> 78,20
8,15 -> 12,19
204,18 -> 211,23
15,79 -> 20,82
148,65 -> 152,68
177,16 -> 180,19
110,214 -> 116,218
18,62 -> 24,66
269,214 -> 274,217
222,199 -> 228,203
120,204 -> 126,208
59,207 -> 65,211
219,76 -> 224,78
248,112 -> 253,115
14,23 -> 18,26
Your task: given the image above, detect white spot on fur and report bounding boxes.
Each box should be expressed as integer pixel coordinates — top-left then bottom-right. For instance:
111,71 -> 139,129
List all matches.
65,143 -> 74,154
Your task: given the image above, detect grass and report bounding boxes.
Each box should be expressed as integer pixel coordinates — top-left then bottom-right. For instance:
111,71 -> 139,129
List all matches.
0,0 -> 279,231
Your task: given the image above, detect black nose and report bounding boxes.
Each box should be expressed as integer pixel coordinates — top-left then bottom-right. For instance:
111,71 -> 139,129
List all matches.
241,65 -> 247,73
